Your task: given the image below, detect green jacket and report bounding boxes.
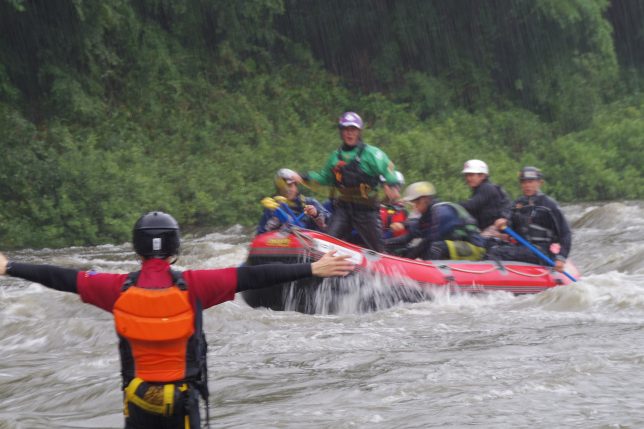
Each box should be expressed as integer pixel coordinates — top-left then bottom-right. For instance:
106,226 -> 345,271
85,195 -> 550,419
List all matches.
306,141 -> 397,205
307,143 -> 397,185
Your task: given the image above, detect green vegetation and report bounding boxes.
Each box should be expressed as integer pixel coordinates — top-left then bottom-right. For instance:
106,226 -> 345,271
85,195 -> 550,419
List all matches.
0,0 -> 642,248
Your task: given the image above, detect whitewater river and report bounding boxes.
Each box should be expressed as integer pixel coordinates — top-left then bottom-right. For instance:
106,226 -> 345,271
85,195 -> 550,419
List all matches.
1,201 -> 643,428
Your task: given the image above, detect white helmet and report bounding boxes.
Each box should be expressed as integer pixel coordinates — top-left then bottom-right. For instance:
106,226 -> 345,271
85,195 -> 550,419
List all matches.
462,159 -> 489,175
395,171 -> 405,186
379,171 -> 405,186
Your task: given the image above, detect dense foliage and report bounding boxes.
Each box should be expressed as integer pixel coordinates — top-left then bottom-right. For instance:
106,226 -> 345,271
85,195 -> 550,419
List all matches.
0,0 -> 642,248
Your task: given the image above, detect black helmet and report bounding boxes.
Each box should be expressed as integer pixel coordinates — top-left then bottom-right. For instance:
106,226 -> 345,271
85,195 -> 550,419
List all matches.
519,166 -> 543,181
132,211 -> 180,258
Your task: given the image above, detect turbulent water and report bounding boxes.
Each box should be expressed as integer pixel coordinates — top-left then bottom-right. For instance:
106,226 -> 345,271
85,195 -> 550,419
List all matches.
1,201 -> 643,428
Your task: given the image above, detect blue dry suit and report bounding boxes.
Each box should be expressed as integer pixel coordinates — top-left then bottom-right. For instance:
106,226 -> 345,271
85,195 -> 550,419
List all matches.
256,195 -> 329,234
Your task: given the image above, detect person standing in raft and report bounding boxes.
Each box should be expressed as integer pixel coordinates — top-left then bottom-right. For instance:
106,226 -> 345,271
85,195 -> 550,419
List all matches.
291,112 -> 400,252
487,166 -> 572,272
0,211 -> 354,429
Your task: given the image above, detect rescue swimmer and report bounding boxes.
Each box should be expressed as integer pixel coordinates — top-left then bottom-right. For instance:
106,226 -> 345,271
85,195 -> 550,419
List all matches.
0,211 -> 354,429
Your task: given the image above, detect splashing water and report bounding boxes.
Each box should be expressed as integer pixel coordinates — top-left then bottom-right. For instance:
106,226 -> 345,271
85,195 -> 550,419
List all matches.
1,202 -> 644,428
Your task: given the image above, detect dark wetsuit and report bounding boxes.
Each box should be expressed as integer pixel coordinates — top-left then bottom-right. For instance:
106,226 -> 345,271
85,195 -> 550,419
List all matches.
6,258 -> 315,429
460,179 -> 511,230
487,192 -> 572,264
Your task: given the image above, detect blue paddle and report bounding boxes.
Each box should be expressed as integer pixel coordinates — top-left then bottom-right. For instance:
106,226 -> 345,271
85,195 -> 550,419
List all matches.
273,196 -> 306,227
503,226 -> 577,282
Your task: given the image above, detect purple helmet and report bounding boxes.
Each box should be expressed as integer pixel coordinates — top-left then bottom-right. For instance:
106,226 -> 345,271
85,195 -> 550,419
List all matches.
338,112 -> 363,130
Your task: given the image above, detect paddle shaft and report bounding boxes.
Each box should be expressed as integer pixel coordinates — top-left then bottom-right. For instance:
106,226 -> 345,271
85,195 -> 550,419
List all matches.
278,203 -> 306,227
504,226 -> 577,282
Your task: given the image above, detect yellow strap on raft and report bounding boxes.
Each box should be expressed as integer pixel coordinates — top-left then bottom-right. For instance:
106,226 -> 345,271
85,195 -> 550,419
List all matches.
124,377 -> 183,417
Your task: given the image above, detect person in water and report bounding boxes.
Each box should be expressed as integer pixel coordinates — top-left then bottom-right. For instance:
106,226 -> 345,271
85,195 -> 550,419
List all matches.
459,159 -> 511,241
385,181 -> 486,260
0,211 -> 354,429
291,111 -> 400,252
256,168 -> 329,234
487,166 -> 572,272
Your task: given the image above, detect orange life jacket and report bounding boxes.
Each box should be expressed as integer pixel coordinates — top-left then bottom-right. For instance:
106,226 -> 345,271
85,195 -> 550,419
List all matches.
114,271 -> 207,386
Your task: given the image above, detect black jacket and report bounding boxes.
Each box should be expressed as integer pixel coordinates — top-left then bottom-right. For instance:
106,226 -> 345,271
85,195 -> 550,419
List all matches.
460,179 -> 511,230
509,192 -> 572,259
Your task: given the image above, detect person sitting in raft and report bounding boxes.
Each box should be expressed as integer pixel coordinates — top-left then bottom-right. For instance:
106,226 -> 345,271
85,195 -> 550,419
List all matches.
380,171 -> 409,240
459,159 -> 511,242
487,166 -> 572,272
385,181 -> 486,260
0,211 -> 354,429
257,168 -> 330,234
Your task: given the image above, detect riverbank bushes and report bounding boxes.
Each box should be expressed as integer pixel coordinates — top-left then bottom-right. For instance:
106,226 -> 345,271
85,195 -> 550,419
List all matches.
0,1 -> 642,248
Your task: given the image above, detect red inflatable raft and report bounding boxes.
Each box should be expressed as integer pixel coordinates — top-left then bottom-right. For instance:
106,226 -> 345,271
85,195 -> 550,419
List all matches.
241,229 -> 580,313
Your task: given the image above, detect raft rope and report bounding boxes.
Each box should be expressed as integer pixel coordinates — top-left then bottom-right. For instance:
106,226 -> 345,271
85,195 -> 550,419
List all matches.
292,227 -> 315,250
503,266 -> 552,278
441,263 -> 551,278
438,264 -> 496,275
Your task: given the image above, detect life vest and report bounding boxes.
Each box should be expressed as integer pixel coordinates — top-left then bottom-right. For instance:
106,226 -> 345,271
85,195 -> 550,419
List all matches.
511,195 -> 557,251
432,202 -> 483,244
380,203 -> 407,238
331,142 -> 381,206
114,270 -> 209,392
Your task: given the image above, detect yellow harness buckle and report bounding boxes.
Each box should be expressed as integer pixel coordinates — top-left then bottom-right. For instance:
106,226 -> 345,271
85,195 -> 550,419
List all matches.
124,377 -> 180,417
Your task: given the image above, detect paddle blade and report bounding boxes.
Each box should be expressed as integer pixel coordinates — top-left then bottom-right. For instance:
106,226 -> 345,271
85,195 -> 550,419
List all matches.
261,197 -> 279,210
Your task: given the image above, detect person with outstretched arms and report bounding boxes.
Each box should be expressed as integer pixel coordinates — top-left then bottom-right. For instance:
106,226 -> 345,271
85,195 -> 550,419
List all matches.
0,211 -> 354,429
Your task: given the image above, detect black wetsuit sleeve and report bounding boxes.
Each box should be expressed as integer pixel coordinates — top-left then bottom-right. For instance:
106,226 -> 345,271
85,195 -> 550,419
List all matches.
546,199 -> 572,259
6,262 -> 79,293
236,263 -> 312,292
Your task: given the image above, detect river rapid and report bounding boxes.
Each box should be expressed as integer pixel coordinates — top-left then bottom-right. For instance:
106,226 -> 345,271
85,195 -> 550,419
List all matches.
1,201 -> 643,429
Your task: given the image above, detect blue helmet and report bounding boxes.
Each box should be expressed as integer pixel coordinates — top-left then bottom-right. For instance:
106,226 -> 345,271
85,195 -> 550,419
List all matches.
338,112 -> 363,130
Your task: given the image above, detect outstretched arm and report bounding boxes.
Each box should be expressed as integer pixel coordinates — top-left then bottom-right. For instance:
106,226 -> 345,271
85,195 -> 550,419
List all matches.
0,252 -> 79,293
236,251 -> 354,292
